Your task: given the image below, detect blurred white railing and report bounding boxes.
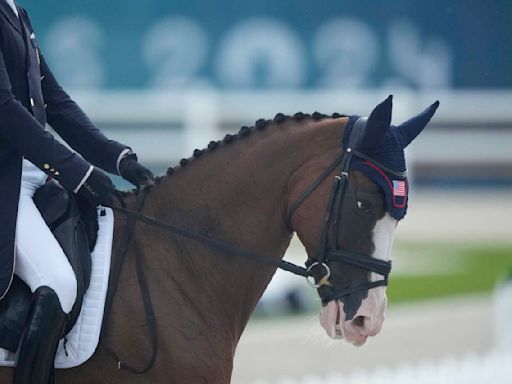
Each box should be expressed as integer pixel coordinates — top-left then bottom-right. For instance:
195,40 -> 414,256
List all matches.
71,89 -> 512,169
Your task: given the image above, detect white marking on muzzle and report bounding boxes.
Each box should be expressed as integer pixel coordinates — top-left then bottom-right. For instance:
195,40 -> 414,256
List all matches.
353,212 -> 397,335
371,212 -> 397,269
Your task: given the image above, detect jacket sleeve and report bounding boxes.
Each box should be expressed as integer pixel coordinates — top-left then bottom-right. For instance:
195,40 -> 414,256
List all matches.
40,53 -> 129,175
0,47 -> 91,192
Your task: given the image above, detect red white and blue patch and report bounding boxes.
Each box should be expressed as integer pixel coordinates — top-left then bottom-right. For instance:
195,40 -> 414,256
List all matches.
392,180 -> 406,197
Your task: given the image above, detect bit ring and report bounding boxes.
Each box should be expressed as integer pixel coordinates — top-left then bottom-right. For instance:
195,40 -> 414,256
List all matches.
306,262 -> 331,288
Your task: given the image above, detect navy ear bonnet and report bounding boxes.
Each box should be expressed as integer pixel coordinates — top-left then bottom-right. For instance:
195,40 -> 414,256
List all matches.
343,115 -> 409,220
342,96 -> 439,221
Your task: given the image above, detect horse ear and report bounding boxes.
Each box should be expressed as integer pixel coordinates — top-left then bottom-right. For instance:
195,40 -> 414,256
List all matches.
359,95 -> 393,152
397,101 -> 440,148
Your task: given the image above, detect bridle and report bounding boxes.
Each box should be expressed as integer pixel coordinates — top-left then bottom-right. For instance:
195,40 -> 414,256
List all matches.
102,116 -> 393,373
286,117 -> 392,304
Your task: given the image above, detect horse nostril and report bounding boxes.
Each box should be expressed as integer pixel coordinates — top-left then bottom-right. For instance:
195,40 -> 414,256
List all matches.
352,315 -> 366,328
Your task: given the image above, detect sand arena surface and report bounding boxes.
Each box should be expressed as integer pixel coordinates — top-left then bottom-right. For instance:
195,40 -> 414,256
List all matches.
232,295 -> 494,383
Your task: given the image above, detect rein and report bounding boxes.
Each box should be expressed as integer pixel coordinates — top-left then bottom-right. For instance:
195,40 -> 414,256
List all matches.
111,198 -> 310,277
102,189 -> 158,374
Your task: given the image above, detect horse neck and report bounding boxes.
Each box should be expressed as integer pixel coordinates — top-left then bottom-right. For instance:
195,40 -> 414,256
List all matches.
120,117 -> 345,349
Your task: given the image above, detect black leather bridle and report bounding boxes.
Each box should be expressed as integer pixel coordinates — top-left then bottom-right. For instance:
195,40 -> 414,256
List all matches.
287,117 -> 392,304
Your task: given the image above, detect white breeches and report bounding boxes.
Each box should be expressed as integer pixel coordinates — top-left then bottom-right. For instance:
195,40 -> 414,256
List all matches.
14,159 -> 77,314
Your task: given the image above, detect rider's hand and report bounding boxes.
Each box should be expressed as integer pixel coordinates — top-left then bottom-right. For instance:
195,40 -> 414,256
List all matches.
76,167 -> 115,207
119,153 -> 154,188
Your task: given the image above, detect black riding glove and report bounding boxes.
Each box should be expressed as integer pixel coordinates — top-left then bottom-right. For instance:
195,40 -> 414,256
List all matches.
119,153 -> 155,188
76,167 -> 115,207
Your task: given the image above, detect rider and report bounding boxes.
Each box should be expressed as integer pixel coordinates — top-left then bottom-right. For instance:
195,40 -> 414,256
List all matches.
0,1 -> 154,383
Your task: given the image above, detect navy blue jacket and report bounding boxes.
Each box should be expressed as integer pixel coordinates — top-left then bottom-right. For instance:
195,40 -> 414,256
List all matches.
0,3 -> 128,299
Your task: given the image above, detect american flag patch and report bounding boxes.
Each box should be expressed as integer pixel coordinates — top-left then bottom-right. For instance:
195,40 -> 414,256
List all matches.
393,180 -> 406,197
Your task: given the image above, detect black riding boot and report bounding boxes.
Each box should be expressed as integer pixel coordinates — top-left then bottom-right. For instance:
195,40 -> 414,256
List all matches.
13,286 -> 67,384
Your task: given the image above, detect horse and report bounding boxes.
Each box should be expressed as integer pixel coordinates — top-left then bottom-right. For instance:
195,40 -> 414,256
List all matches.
0,95 -> 438,383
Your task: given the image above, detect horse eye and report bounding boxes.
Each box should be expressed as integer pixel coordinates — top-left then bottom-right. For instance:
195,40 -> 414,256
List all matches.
357,200 -> 372,213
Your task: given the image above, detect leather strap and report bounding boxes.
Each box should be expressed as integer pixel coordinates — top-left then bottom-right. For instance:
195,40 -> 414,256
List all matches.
286,153 -> 344,230
320,279 -> 388,304
118,241 -> 158,374
328,250 -> 392,276
103,189 -> 159,374
102,189 -> 146,331
111,204 -> 309,277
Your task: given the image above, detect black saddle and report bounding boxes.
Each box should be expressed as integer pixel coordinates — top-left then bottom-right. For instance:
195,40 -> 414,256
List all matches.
0,180 -> 99,352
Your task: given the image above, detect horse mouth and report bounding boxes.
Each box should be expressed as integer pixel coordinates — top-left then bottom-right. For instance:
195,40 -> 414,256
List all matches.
320,300 -> 369,346
320,300 -> 344,340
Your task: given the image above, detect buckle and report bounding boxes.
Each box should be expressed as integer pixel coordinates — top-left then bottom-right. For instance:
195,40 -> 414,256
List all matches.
306,262 -> 331,288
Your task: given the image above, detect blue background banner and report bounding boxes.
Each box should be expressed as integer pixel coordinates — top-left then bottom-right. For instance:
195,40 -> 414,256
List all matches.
22,0 -> 511,90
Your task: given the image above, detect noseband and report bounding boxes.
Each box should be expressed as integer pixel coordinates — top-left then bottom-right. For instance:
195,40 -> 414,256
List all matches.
287,117 -> 392,304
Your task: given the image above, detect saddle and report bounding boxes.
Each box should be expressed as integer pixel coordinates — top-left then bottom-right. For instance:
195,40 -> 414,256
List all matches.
0,180 -> 98,352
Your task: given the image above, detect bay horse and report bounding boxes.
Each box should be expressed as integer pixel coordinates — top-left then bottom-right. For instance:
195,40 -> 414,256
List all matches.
0,96 -> 438,383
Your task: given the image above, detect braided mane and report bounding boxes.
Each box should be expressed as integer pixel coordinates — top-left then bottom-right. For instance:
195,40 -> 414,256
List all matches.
118,111 -> 345,196
154,111 -> 345,183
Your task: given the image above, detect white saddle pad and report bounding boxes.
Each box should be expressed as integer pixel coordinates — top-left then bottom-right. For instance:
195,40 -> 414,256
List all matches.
0,207 -> 114,369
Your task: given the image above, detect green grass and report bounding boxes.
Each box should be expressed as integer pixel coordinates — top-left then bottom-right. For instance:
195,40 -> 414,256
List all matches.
388,242 -> 512,303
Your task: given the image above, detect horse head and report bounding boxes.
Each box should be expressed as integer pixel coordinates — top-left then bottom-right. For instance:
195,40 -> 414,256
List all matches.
289,96 -> 439,346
